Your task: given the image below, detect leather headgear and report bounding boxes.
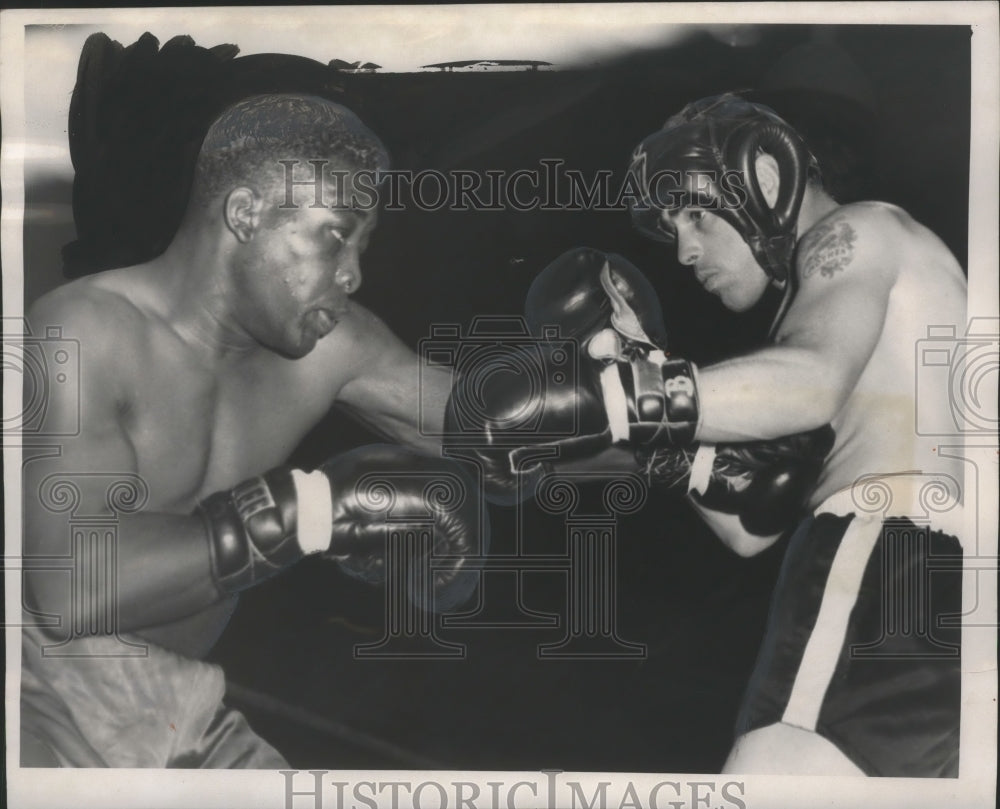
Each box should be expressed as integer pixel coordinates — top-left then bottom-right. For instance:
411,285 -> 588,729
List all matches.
628,94 -> 816,285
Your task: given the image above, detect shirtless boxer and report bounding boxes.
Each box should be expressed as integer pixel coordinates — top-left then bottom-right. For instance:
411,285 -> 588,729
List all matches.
464,93 -> 966,776
619,95 -> 967,776
617,94 -> 967,776
20,94 -> 478,767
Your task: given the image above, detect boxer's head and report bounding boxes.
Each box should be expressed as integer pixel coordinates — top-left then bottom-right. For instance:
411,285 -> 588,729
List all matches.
191,93 -> 389,209
189,94 -> 390,358
628,94 -> 819,311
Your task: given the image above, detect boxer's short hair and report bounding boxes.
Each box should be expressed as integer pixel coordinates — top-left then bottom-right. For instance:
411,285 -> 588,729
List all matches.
190,94 -> 389,207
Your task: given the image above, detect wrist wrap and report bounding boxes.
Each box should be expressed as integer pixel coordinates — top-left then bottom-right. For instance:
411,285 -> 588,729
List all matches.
198,467 -> 303,594
617,357 -> 700,446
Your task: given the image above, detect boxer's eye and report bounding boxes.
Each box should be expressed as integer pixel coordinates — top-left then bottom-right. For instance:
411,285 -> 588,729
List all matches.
327,227 -> 347,245
654,215 -> 676,243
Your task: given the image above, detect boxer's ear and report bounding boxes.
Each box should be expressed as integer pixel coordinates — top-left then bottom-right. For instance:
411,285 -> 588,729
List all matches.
753,153 -> 781,209
224,187 -> 260,243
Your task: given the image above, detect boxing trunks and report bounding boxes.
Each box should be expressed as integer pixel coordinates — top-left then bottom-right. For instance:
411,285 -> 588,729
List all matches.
735,491 -> 964,777
20,625 -> 287,768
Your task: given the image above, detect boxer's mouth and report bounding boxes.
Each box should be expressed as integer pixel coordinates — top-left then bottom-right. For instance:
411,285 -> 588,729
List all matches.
695,269 -> 721,293
307,308 -> 338,337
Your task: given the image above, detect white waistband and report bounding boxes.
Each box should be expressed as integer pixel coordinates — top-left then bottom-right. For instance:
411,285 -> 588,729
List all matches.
814,473 -> 967,544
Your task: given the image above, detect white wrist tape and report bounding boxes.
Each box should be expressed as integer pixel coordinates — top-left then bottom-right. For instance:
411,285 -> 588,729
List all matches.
588,328 -> 621,361
687,443 -> 717,496
290,469 -> 334,554
689,361 -> 703,441
599,364 -> 630,443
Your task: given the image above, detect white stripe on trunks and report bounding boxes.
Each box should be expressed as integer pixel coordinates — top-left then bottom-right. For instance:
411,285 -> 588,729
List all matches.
781,513 -> 883,731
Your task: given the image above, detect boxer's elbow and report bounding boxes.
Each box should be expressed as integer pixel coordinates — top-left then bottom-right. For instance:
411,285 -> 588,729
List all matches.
720,528 -> 783,558
689,499 -> 782,557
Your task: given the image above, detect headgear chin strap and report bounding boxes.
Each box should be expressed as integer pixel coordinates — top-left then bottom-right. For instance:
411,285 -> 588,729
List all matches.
628,94 -> 815,288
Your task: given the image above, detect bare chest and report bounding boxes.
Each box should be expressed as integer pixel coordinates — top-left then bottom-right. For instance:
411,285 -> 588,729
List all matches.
120,352 -> 340,508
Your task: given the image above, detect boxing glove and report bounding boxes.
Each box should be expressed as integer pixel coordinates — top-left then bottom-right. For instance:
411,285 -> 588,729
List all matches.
525,246 -> 670,353
636,425 -> 835,535
197,444 -> 485,611
526,247 -> 700,448
444,342 -> 612,505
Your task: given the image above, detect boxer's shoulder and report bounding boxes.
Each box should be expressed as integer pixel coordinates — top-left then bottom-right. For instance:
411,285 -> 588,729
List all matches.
28,270 -> 150,349
795,202 -> 906,287
802,201 -> 924,254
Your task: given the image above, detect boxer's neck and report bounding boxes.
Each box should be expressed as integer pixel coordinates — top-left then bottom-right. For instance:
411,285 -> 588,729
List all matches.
150,223 -> 261,361
796,185 -> 840,238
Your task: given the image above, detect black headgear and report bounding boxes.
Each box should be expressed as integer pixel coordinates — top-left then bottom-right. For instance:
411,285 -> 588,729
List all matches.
628,94 -> 816,285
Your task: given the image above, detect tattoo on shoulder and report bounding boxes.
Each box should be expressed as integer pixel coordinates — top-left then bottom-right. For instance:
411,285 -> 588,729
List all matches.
799,218 -> 858,279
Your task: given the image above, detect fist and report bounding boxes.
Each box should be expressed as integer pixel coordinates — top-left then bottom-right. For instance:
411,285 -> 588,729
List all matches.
322,445 -> 488,612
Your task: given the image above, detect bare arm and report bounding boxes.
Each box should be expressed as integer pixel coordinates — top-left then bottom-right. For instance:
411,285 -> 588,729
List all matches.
22,294 -> 223,637
697,209 -> 899,442
332,305 -> 452,454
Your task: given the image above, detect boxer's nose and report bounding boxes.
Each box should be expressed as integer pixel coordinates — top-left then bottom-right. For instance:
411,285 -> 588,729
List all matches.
677,230 -> 701,267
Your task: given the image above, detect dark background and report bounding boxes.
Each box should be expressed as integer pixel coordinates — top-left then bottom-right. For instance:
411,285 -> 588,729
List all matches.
23,23 -> 971,771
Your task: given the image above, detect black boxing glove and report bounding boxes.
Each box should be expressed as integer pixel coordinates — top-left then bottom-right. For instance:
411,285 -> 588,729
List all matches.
525,246 -> 670,353
321,445 -> 486,612
636,425 -> 835,536
444,342 -> 612,505
198,445 -> 485,611
525,247 -> 700,448
197,468 -> 303,593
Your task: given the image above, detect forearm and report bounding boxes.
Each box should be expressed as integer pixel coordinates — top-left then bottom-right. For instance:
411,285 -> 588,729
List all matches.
339,360 -> 452,457
696,346 -> 844,442
346,402 -> 445,456
558,445 -> 793,557
27,511 -> 224,637
559,447 -> 795,557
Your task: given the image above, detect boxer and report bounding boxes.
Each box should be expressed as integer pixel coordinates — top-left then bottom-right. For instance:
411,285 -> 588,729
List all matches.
625,94 -> 967,776
461,93 -> 968,776
21,94 -> 482,767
